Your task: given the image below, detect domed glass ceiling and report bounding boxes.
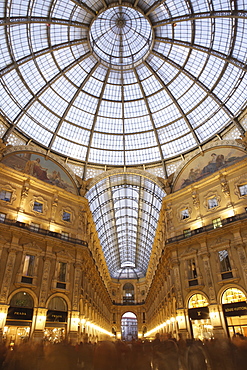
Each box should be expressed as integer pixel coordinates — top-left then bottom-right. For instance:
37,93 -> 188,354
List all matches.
0,0 -> 246,169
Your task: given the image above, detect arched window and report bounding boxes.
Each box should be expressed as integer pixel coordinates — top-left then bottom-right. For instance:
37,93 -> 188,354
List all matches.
10,291 -> 34,308
48,296 -> 67,311
7,291 -> 34,323
222,288 -> 246,304
188,293 -> 208,308
123,283 -> 134,304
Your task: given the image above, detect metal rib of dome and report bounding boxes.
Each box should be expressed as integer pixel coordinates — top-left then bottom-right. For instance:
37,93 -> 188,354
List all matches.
0,0 -> 246,170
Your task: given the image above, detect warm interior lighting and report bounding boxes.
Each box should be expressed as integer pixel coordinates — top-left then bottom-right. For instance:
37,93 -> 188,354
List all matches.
16,213 -> 27,223
87,321 -> 114,337
225,207 -> 235,217
0,312 -> 6,321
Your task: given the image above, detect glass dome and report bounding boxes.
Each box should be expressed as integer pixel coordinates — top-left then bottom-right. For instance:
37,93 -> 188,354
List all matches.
0,0 -> 246,168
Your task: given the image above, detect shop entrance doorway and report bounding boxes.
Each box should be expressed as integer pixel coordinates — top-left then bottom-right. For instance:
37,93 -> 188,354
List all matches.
5,291 -> 34,346
121,312 -> 138,341
188,293 -> 213,340
222,287 -> 247,338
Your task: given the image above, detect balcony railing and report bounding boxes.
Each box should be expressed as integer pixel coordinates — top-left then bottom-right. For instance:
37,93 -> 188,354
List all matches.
113,301 -> 144,306
0,217 -> 88,246
167,212 -> 247,244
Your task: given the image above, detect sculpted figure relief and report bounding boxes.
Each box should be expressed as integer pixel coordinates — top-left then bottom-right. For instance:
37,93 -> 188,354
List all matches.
76,176 -> 93,196
236,131 -> 247,150
0,138 -> 12,160
158,173 -> 174,194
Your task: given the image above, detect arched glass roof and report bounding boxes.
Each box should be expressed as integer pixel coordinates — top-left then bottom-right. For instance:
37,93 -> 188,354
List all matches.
87,174 -> 165,279
0,0 -> 246,169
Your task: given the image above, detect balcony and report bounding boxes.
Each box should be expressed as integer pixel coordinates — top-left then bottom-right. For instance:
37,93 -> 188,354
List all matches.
0,217 -> 88,247
167,212 -> 247,244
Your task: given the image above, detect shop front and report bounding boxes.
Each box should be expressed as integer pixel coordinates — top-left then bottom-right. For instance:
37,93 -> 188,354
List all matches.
44,296 -> 68,343
4,291 -> 34,346
222,287 -> 247,337
188,293 -> 213,340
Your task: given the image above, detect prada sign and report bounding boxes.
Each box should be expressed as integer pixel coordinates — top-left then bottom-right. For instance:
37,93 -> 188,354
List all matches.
188,306 -> 209,320
7,307 -> 33,321
46,310 -> 68,322
223,301 -> 247,317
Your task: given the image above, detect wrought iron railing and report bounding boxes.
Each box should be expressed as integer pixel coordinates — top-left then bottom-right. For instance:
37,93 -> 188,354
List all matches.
167,212 -> 247,244
0,217 -> 88,246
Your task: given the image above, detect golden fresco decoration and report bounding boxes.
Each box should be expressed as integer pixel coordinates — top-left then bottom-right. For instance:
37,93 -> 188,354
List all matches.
174,147 -> 247,191
1,151 -> 77,194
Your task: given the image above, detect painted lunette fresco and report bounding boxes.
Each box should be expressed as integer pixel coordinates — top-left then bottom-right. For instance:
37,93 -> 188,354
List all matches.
174,147 -> 247,191
1,151 -> 76,194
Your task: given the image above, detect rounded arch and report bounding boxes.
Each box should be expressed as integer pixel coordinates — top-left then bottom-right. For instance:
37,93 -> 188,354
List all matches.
121,311 -> 138,341
9,291 -> 34,308
46,293 -> 71,311
123,283 -> 134,291
8,288 -> 38,308
87,168 -> 166,192
220,286 -> 247,304
187,292 -> 209,309
3,145 -> 79,193
173,141 -> 246,191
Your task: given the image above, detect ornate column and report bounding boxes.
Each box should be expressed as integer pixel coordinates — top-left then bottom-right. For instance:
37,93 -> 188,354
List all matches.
235,243 -> 247,287
0,250 -> 17,303
202,255 -> 216,302
0,304 -> 8,343
32,307 -> 48,342
191,187 -> 201,219
68,262 -> 82,344
171,255 -> 189,337
39,256 -> 52,307
19,178 -> 30,213
200,242 -> 225,338
50,194 -> 58,222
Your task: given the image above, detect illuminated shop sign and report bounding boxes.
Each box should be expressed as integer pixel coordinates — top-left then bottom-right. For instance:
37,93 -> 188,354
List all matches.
46,310 -> 68,322
188,306 -> 209,320
223,301 -> 247,317
7,307 -> 33,321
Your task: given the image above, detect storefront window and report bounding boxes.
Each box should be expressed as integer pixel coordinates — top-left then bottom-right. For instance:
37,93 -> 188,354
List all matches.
45,297 -> 68,343
188,294 -> 213,340
44,328 -> 65,343
222,288 -> 245,304
188,294 -> 208,309
222,288 -> 247,338
5,292 -> 34,346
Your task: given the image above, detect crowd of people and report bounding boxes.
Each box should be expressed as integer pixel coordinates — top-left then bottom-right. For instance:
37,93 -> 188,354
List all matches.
0,333 -> 247,370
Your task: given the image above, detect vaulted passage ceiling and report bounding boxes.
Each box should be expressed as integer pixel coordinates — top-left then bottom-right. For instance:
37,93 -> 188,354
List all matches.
0,0 -> 246,171
87,174 -> 165,279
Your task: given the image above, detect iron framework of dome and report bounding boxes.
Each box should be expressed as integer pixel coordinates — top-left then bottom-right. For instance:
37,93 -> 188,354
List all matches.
0,0 -> 247,170
0,0 -> 247,280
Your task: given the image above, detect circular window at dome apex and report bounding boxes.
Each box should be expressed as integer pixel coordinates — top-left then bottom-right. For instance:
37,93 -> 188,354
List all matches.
89,6 -> 153,68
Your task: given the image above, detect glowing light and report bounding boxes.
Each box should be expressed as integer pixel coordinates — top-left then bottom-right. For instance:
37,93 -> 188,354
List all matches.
37,315 -> 46,322
0,312 -> 6,320
87,321 -> 114,337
